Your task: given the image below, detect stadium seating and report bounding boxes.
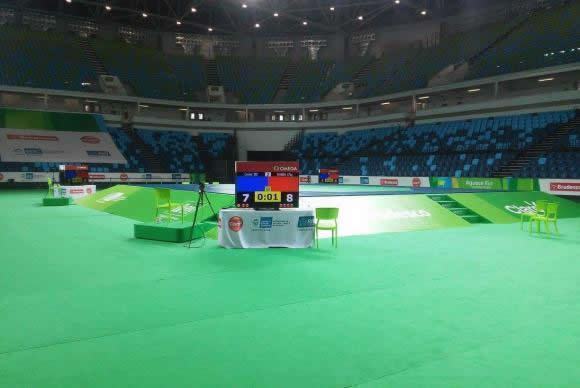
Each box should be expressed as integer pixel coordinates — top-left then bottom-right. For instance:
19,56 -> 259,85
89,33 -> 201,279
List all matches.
0,26 -> 97,91
94,39 -> 183,100
136,129 -> 203,173
166,54 -> 208,100
105,127 -> 149,172
467,2 -> 580,79
293,110 -> 577,177
216,56 -> 287,104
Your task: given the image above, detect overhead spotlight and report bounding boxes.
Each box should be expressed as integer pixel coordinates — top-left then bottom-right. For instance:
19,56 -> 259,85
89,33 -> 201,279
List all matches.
357,15 -> 363,20
191,7 -> 197,13
105,5 -> 111,11
420,10 -> 427,15
65,0 -> 72,3
208,27 -> 213,32
395,0 -> 400,4
273,12 -> 279,17
418,96 -> 430,100
538,77 -> 554,82
176,20 -> 182,25
381,101 -> 390,105
467,88 -> 481,93
142,12 -> 148,18
242,3 -> 248,8
329,6 -> 335,11
302,20 -> 308,25
254,23 -> 260,28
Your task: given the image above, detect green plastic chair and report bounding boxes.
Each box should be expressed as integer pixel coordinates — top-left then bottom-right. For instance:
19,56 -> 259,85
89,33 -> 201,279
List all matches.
46,177 -> 54,198
315,208 -> 339,248
154,188 -> 184,223
530,202 -> 559,234
521,200 -> 548,230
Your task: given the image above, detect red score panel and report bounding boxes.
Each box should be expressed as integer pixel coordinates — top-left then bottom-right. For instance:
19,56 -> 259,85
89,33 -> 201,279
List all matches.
235,161 -> 299,173
268,176 -> 299,192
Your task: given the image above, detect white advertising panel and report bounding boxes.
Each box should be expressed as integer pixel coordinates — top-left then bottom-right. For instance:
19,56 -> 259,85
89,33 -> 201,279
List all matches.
0,128 -> 127,164
539,179 -> 580,196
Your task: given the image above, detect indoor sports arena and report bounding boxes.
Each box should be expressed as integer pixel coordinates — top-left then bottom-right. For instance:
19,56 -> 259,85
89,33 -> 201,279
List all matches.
1,0 -> 579,387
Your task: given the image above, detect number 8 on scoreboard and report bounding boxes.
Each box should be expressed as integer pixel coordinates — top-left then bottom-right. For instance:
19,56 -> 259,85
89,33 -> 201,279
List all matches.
235,161 -> 300,209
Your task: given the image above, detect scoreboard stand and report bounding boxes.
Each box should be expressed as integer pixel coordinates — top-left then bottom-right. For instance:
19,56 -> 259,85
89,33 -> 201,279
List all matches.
235,161 -> 299,210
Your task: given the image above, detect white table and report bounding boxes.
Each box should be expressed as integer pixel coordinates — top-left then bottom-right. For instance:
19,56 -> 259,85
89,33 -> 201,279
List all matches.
54,185 -> 96,199
218,208 -> 315,249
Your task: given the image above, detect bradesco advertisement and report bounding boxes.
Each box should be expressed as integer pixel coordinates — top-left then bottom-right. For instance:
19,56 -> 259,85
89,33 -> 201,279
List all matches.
449,191 -> 580,223
539,179 -> 580,196
301,195 -> 469,236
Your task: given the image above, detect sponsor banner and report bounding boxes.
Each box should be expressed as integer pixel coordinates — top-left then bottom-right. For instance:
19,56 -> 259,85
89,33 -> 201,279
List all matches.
55,185 -> 96,199
341,176 -> 430,188
0,171 -> 57,183
452,177 -> 503,191
540,179 -> 580,196
449,191 -> 580,223
218,208 -> 315,248
0,128 -> 127,164
0,171 -> 188,183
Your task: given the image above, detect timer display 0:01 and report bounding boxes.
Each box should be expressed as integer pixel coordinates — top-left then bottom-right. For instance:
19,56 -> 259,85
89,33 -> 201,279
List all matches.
254,191 -> 281,202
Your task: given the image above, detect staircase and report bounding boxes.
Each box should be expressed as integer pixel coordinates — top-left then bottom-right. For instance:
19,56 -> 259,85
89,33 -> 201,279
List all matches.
492,114 -> 580,177
206,59 -> 220,85
428,194 -> 490,224
351,58 -> 375,86
273,62 -> 297,102
121,125 -> 164,173
78,38 -> 107,76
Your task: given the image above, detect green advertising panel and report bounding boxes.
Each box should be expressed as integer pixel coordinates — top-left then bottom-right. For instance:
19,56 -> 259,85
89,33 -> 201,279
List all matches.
451,177 -> 504,191
449,191 -> 580,224
77,185 -> 235,223
302,195 -> 470,236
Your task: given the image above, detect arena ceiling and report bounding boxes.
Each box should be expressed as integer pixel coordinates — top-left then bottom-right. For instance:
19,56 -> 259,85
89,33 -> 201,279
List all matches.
5,0 -> 513,35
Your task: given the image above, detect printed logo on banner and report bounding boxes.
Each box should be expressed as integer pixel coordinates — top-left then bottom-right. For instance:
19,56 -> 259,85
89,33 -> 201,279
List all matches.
80,136 -> 101,144
412,177 -> 422,188
360,177 -> 369,185
13,148 -> 43,155
252,217 -> 273,229
86,150 -> 111,157
549,182 -> 580,192
380,178 -> 399,186
504,201 -> 536,215
120,173 -> 129,182
24,172 -> 33,180
144,173 -> 152,180
96,192 -> 127,204
228,216 -> 244,232
89,174 -> 105,180
86,187 -> 93,194
297,216 -> 315,228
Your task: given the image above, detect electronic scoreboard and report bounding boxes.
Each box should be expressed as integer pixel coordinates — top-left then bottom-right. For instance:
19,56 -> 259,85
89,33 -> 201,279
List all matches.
319,168 -> 340,184
235,161 -> 299,209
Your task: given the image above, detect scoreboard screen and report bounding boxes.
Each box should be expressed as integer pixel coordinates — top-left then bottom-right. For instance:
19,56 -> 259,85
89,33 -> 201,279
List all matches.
235,161 -> 299,209
319,168 -> 340,184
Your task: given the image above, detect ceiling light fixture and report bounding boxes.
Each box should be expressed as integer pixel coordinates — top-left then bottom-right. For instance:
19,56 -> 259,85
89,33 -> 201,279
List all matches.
302,20 -> 308,25
538,77 -> 555,82
255,23 -> 260,28
176,20 -> 182,25
381,101 -> 390,105
273,12 -> 279,17
208,27 -> 213,32
357,15 -> 363,20
191,7 -> 197,13
142,12 -> 148,18
467,88 -> 481,93
421,10 -> 427,15
105,5 -> 111,11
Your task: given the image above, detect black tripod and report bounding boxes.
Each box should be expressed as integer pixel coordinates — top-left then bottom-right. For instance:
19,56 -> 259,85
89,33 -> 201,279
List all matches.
187,182 -> 218,248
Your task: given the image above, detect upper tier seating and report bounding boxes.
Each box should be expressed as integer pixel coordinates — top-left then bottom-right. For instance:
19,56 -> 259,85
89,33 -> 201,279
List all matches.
166,54 -> 208,101
0,26 -> 97,91
94,39 -> 183,100
216,57 -> 287,104
106,127 -> 149,172
294,110 -> 577,178
467,2 -> 580,79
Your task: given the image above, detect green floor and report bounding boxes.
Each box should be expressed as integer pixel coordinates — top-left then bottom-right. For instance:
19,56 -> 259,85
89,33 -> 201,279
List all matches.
1,190 -> 580,387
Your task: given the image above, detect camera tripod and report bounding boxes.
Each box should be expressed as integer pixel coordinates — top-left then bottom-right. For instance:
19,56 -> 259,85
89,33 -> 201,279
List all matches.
186,182 -> 218,248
